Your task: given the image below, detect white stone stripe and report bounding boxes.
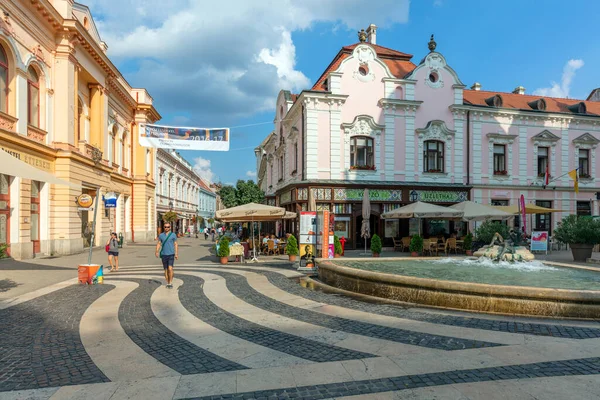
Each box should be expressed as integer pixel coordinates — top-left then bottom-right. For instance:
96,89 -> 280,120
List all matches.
0,277 -> 79,310
151,277 -> 310,369
80,280 -> 179,381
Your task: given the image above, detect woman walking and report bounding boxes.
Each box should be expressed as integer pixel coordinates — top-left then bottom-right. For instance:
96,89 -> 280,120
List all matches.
106,232 -> 119,272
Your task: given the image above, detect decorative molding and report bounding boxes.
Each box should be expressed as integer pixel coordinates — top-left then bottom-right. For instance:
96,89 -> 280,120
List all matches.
486,133 -> 517,144
32,44 -> 44,62
341,114 -> 384,145
424,52 -> 445,89
378,98 -> 422,112
416,120 -> 455,144
532,130 -> 560,147
573,132 -> 600,148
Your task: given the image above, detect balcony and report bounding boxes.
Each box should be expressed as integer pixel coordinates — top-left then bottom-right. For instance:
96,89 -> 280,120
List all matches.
27,125 -> 47,144
0,111 -> 17,132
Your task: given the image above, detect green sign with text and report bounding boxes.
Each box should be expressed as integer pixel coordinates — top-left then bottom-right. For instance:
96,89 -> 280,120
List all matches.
416,191 -> 468,203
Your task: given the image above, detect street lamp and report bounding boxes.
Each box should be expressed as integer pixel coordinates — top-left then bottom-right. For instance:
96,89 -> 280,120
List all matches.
409,190 -> 419,203
168,200 -> 173,211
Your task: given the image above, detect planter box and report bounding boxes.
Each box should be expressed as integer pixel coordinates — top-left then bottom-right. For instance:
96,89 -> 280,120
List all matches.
570,243 -> 594,262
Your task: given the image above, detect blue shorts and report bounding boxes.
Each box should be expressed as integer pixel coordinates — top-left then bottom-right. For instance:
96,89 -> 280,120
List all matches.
161,255 -> 175,269
108,251 -> 119,256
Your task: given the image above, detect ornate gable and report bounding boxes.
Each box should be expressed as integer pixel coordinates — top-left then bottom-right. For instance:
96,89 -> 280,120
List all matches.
341,115 -> 384,145
573,133 -> 600,148
532,130 -> 560,146
416,120 -> 455,143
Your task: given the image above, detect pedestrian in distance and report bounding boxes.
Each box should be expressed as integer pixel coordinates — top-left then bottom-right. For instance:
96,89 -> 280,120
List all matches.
156,223 -> 178,288
106,232 -> 119,272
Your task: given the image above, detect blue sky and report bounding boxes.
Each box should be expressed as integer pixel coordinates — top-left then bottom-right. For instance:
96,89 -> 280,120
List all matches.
86,0 -> 600,185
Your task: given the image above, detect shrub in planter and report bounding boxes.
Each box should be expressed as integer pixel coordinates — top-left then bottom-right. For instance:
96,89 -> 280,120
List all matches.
334,235 -> 343,258
285,234 -> 299,262
409,235 -> 423,256
474,221 -> 510,244
554,215 -> 600,262
370,234 -> 382,256
0,243 -> 8,258
217,237 -> 230,264
463,233 -> 473,256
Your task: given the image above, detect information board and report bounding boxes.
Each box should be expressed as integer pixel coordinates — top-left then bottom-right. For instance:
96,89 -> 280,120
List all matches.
531,231 -> 548,253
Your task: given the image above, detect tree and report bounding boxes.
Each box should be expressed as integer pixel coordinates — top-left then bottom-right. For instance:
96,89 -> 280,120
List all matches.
218,185 -> 237,208
235,180 -> 264,205
163,211 -> 178,223
217,180 -> 264,208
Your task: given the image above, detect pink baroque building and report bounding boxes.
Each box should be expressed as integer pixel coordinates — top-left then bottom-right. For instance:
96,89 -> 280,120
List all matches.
255,25 -> 600,249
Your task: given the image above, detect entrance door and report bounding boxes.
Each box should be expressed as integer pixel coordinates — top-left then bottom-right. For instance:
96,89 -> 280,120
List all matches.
0,174 -> 9,256
31,181 -> 40,254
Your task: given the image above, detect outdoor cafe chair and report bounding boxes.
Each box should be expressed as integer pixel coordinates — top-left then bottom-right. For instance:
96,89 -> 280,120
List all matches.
401,237 -> 411,252
422,239 -> 433,256
267,240 -> 276,255
392,238 -> 403,252
446,238 -> 458,254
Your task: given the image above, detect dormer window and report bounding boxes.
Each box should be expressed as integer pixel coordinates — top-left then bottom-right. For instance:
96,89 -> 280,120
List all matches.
567,102 -> 587,114
323,78 -> 328,91
484,94 -> 503,108
528,98 -> 547,111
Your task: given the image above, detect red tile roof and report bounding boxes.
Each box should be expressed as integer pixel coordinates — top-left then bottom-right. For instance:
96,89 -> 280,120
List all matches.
311,43 -> 417,91
198,178 -> 213,192
463,90 -> 600,116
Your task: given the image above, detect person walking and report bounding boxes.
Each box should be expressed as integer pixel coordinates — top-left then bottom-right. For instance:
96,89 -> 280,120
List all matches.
106,232 -> 119,272
204,227 -> 209,240
156,223 -> 178,288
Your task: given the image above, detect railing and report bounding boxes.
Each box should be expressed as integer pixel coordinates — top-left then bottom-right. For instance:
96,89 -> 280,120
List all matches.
27,125 -> 47,144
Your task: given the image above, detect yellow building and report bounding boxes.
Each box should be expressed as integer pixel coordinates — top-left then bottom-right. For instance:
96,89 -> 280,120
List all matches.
0,0 -> 160,259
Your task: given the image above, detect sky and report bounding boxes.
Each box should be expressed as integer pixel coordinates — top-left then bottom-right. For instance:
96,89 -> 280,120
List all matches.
84,0 -> 600,185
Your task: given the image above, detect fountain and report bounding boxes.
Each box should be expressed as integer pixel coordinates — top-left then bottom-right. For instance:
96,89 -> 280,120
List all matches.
472,230 -> 535,262
316,240 -> 600,318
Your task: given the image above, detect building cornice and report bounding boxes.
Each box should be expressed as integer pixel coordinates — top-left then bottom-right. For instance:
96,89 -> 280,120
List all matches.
378,98 -> 422,111
450,104 -> 600,125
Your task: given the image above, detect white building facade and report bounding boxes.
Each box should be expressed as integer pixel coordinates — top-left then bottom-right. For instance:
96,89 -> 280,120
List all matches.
155,149 -> 200,235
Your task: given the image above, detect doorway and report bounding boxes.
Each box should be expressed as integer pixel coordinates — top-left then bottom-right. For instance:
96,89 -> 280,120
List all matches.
0,174 -> 10,256
31,181 -> 40,254
355,214 -> 380,249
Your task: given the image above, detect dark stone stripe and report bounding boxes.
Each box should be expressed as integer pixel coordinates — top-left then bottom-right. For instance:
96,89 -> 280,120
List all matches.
183,356 -> 600,399
177,274 -> 376,362
207,270 -> 502,351
224,267 -> 600,340
118,278 -> 247,375
0,285 -> 113,392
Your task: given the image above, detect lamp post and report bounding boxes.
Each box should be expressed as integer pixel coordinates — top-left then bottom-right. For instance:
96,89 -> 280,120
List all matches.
195,208 -> 199,238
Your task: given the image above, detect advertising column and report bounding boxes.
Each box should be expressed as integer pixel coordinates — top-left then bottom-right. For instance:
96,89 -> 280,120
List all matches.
299,211 -> 316,268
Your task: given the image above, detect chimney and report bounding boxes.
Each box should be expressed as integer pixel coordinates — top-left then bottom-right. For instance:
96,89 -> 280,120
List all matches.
366,24 -> 377,45
471,82 -> 481,91
512,86 -> 526,95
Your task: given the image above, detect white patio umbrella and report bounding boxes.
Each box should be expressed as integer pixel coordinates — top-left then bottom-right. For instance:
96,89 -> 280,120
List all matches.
216,203 -> 287,261
380,201 -> 463,235
449,201 -> 513,222
361,189 -> 371,255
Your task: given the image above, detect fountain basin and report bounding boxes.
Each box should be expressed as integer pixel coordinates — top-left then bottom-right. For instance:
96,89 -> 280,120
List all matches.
317,258 -> 600,318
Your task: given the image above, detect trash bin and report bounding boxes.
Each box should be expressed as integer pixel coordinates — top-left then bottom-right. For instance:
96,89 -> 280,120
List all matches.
78,264 -> 103,285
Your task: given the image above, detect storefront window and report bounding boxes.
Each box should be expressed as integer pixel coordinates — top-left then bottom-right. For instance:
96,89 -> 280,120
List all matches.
577,201 -> 591,216
535,200 -> 552,232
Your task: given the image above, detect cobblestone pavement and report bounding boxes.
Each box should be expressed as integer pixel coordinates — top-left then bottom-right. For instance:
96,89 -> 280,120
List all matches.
1,256 -> 600,399
0,285 -> 112,392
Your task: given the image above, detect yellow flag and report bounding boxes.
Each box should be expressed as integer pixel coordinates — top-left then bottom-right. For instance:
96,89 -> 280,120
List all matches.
568,169 -> 579,193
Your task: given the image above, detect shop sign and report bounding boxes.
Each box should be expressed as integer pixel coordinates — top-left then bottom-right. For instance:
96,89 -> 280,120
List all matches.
104,192 -> 118,208
414,190 -> 468,203
76,194 -> 94,209
1,146 -> 52,172
334,188 -> 402,202
280,190 -> 292,204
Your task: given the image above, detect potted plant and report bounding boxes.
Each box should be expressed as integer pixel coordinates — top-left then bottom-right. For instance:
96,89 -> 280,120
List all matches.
334,235 -> 343,258
463,233 -> 473,256
371,234 -> 382,257
409,235 -> 423,257
554,215 -> 600,262
217,236 -> 230,264
285,234 -> 299,262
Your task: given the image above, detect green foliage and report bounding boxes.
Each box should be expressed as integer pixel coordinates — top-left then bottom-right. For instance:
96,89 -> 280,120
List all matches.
197,216 -> 204,224
218,180 -> 265,208
554,215 -> 600,245
409,235 -> 423,253
334,235 -> 343,255
285,234 -> 299,256
370,234 -> 382,254
474,221 -> 510,244
208,218 -> 215,224
0,243 -> 8,258
162,211 -> 178,223
463,232 -> 473,251
217,237 -> 230,257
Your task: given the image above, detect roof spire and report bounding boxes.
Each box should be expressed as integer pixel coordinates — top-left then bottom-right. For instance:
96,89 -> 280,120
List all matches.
428,34 -> 437,52
358,29 -> 367,42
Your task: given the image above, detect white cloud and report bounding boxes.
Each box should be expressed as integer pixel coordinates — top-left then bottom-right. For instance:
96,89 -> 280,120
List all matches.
85,0 -> 410,123
193,157 -> 217,183
246,170 -> 257,178
433,0 -> 443,7
533,59 -> 584,98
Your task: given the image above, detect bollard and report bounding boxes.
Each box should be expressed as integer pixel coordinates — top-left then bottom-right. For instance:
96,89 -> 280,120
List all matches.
340,236 -> 347,256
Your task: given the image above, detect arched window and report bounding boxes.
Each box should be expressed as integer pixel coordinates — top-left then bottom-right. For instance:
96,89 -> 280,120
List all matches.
349,136 -> 374,168
121,131 -> 127,168
0,46 -> 8,113
423,140 -> 444,173
27,66 -> 40,127
77,98 -> 84,140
